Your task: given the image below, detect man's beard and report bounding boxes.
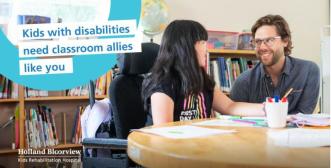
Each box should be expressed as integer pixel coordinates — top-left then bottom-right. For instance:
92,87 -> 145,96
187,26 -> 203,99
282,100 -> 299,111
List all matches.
257,49 -> 283,67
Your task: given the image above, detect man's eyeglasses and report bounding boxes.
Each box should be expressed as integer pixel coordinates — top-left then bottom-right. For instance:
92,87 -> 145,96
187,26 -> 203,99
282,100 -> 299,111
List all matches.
250,36 -> 281,48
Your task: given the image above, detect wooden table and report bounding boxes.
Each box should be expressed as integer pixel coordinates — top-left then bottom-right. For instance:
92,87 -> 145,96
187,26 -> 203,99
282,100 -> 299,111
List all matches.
127,120 -> 330,168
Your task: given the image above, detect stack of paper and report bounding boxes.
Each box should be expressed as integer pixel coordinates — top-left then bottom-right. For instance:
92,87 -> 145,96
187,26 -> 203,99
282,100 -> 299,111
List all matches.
288,113 -> 330,127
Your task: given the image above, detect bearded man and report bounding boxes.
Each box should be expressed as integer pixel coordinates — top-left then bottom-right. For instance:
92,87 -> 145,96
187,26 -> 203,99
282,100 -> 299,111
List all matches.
230,14 -> 320,114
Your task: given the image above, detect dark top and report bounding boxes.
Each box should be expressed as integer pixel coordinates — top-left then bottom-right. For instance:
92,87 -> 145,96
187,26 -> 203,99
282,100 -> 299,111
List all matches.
145,79 -> 214,125
230,56 -> 320,114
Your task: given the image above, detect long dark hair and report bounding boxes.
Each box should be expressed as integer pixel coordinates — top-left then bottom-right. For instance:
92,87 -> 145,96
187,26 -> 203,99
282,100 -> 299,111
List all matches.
142,20 -> 215,107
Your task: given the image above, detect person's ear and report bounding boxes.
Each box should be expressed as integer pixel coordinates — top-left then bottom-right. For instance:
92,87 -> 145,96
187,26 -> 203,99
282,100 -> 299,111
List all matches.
282,37 -> 289,47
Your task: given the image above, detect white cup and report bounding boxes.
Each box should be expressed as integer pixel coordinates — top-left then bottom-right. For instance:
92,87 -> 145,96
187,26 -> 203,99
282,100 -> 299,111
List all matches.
265,101 -> 288,128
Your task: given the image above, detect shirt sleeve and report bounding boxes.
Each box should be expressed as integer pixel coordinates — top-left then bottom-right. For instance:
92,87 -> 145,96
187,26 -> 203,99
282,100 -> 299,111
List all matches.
230,72 -> 250,102
294,62 -> 320,114
144,80 -> 176,126
151,80 -> 176,101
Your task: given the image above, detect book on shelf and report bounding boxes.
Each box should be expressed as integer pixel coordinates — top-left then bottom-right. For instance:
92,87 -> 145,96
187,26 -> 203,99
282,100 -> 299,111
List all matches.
0,75 -> 18,99
50,109 -> 59,145
25,88 -> 49,98
211,61 -> 220,90
40,105 -> 58,146
24,70 -> 112,98
24,109 -> 30,148
67,84 -> 89,97
24,105 -> 59,148
89,80 -> 95,109
210,57 -> 259,92
67,70 -> 112,97
71,105 -> 85,144
24,89 -> 69,98
95,73 -> 107,96
14,106 -> 19,149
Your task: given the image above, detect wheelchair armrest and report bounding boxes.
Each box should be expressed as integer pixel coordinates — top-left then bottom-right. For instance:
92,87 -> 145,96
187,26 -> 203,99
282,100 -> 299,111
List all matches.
82,138 -> 127,150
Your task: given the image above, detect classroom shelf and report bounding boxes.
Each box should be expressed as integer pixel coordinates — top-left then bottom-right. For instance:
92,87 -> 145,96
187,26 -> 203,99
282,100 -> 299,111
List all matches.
0,148 -> 18,155
208,49 -> 255,55
24,95 -> 107,101
208,49 -> 257,95
0,99 -> 19,103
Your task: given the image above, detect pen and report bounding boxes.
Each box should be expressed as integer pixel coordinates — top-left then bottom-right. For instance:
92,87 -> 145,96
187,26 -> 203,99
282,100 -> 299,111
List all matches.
282,88 -> 293,99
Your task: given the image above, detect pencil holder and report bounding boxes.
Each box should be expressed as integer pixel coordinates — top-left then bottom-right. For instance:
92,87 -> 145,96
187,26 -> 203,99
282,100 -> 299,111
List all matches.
265,100 -> 288,128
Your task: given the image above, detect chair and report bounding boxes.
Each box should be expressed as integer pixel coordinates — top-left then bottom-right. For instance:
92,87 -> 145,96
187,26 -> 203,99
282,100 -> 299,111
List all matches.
82,42 -> 160,168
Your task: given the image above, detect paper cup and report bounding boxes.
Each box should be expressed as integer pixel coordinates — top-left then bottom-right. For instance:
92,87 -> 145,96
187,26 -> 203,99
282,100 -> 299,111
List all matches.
265,101 -> 288,128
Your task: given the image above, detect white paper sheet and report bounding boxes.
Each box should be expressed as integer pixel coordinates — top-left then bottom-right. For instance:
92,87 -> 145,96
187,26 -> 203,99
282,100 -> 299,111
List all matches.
267,128 -> 330,147
136,125 -> 236,139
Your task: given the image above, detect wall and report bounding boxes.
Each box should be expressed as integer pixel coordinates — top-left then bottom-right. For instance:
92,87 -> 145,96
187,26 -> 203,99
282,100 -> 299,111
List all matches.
146,0 -> 330,64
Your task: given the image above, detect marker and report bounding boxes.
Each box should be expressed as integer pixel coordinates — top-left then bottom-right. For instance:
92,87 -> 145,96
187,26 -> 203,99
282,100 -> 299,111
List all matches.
274,95 -> 280,102
267,97 -> 273,102
281,97 -> 287,102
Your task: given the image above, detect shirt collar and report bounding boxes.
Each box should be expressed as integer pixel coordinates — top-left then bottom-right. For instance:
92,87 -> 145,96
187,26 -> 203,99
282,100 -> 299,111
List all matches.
260,56 -> 292,77
282,56 -> 291,75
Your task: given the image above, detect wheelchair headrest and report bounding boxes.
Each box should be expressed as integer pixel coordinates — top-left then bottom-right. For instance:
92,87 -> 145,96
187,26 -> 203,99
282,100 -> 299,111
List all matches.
121,42 -> 160,75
